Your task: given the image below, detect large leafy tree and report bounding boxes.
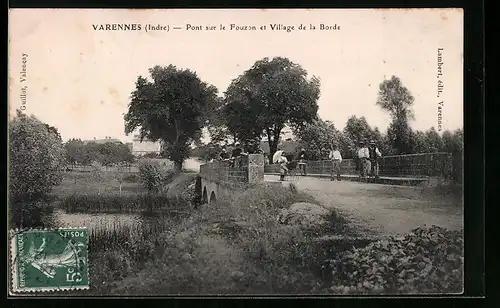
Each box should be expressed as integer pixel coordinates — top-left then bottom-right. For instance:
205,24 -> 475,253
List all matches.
343,116 -> 375,157
376,76 -> 415,154
9,110 -> 66,203
64,138 -> 86,166
9,111 -> 66,228
295,118 -> 343,160
124,65 -> 219,172
205,97 -> 235,146
223,57 -> 320,161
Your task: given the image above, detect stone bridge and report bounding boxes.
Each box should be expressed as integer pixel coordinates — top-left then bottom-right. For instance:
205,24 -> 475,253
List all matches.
198,152 -> 456,203
198,154 -> 265,204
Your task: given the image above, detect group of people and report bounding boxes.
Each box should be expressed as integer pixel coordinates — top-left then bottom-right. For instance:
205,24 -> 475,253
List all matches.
356,140 -> 383,180
217,140 -> 264,167
273,140 -> 383,182
329,140 -> 383,180
216,139 -> 383,181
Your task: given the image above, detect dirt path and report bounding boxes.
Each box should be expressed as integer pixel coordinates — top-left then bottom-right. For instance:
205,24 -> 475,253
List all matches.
265,175 -> 463,236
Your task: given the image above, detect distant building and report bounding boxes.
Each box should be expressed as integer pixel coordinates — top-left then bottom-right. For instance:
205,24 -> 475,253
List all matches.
131,135 -> 162,156
83,136 -> 123,145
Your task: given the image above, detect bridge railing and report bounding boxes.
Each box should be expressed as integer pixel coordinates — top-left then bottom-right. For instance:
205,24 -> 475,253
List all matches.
200,154 -> 265,185
264,152 -> 454,179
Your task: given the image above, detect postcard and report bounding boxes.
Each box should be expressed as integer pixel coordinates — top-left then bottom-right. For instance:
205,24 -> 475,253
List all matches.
8,8 -> 464,296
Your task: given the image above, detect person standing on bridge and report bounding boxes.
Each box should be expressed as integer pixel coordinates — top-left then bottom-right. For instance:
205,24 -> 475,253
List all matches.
357,141 -> 370,178
368,140 -> 382,179
273,148 -> 288,181
231,142 -> 247,168
329,143 -> 342,181
296,148 -> 307,176
219,146 -> 230,161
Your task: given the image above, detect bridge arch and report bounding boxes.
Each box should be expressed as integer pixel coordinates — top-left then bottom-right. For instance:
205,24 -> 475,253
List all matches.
202,187 -> 208,204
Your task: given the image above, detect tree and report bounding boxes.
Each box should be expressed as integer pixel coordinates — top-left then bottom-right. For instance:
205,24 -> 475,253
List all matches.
9,111 -> 66,228
205,97 -> 234,146
376,76 -> 415,154
343,116 -> 375,157
442,129 -> 463,183
223,57 -> 320,162
410,130 -> 428,154
45,124 -> 62,140
295,118 -> 342,160
64,138 -> 86,166
386,119 -> 414,154
424,127 -> 444,153
192,143 -> 222,162
124,65 -> 219,173
98,142 -> 135,167
371,127 -> 388,155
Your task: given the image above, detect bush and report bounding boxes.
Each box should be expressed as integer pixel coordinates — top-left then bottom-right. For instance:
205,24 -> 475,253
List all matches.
9,111 -> 66,228
138,160 -> 169,193
324,226 -> 463,294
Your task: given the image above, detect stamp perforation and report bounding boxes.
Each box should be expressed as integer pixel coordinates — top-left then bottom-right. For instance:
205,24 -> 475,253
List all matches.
9,228 -> 90,294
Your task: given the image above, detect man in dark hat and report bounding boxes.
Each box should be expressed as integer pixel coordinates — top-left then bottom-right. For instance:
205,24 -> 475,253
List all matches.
231,141 -> 247,168
357,140 -> 370,178
297,148 -> 307,176
219,145 -> 230,161
368,140 -> 382,179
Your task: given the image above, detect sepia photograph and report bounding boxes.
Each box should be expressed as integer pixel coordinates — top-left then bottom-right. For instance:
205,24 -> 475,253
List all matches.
8,8 -> 464,296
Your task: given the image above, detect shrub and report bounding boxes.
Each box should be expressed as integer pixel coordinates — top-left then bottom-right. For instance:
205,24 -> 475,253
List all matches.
138,160 -> 165,193
9,111 -> 66,228
324,226 -> 463,294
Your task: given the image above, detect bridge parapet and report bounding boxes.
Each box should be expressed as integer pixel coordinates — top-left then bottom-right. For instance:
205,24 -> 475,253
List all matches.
264,152 -> 454,179
200,154 -> 264,184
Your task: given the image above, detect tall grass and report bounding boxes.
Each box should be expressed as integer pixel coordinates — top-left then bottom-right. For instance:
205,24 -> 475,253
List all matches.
60,192 -> 192,214
87,183 -> 353,295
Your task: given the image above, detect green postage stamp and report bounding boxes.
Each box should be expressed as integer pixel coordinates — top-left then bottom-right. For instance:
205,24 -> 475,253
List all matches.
10,228 -> 89,293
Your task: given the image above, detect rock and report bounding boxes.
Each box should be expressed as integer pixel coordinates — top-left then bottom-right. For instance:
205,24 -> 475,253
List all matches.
231,271 -> 245,280
278,202 -> 330,227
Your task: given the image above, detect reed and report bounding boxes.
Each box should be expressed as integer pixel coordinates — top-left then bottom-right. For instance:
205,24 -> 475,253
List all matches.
60,192 -> 191,214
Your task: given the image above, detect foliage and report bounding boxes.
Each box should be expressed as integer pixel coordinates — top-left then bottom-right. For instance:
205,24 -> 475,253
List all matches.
9,111 -> 66,204
141,152 -> 161,159
124,65 -> 219,172
60,192 -> 190,214
342,116 -> 376,158
138,160 -> 170,193
191,143 -> 222,162
294,118 -> 343,160
64,139 -> 134,166
376,76 -> 415,154
223,57 -> 320,162
325,226 -> 463,294
89,183 -> 326,295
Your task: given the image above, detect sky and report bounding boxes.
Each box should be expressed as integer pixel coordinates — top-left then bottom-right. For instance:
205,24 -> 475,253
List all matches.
8,9 -> 463,143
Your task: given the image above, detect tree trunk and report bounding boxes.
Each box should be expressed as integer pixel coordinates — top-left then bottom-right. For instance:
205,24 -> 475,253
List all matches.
174,160 -> 183,174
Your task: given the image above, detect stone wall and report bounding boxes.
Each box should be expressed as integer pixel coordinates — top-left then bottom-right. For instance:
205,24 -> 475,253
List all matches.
200,154 -> 265,185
